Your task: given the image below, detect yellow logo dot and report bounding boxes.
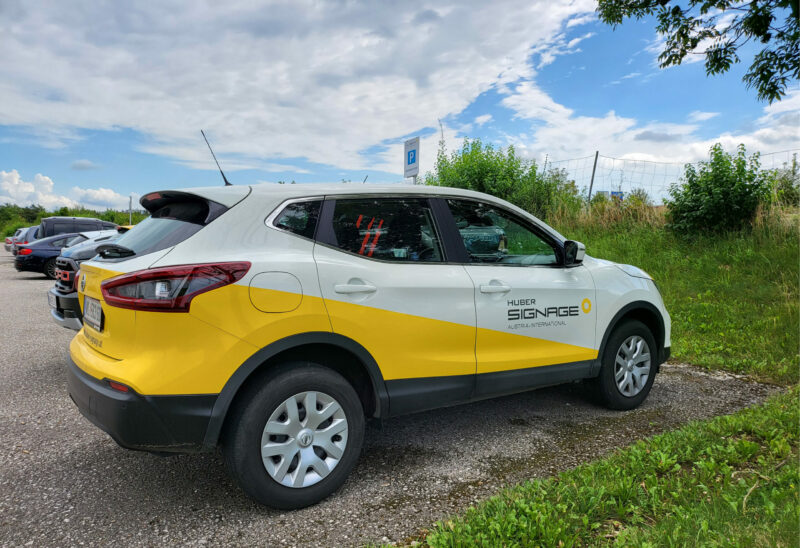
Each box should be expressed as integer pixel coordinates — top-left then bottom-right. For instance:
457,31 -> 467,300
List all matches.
581,298 -> 592,314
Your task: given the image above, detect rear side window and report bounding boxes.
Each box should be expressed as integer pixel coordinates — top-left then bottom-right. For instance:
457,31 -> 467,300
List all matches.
75,221 -> 98,232
273,200 -> 321,239
102,198 -> 219,259
325,198 -> 443,262
51,222 -> 72,236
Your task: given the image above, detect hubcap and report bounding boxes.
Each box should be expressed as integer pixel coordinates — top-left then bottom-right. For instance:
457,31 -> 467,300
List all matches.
614,335 -> 651,397
260,391 -> 348,489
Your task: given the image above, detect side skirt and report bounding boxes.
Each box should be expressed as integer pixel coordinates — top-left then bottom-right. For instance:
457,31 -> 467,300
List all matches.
386,359 -> 598,417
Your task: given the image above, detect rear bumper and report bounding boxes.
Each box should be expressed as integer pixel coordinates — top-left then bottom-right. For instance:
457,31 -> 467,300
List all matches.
49,288 -> 83,330
14,255 -> 43,272
67,360 -> 217,453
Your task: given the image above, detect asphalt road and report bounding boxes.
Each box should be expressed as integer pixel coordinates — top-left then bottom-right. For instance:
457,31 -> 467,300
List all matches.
0,252 -> 780,547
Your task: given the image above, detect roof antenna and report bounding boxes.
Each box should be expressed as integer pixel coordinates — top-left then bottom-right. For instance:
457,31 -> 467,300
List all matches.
201,129 -> 232,186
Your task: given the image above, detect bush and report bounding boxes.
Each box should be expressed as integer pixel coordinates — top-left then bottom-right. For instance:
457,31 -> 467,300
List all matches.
767,154 -> 800,207
667,144 -> 773,234
424,138 -> 582,220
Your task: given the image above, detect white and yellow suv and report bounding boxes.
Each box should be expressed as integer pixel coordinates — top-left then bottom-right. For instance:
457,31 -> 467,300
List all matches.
67,184 -> 670,509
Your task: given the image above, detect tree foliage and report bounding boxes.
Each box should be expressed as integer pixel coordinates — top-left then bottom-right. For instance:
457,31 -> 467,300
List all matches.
0,203 -> 148,237
423,138 -> 583,219
667,143 -> 773,233
597,0 -> 800,102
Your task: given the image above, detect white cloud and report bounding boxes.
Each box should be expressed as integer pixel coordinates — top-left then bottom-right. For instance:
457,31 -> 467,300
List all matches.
498,83 -> 800,164
70,159 -> 100,170
0,0 -> 595,177
70,186 -> 136,209
688,111 -> 719,122
474,114 -> 493,126
0,169 -> 136,209
566,14 -> 595,28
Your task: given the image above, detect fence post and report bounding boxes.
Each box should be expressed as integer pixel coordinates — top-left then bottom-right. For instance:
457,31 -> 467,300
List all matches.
587,151 -> 599,202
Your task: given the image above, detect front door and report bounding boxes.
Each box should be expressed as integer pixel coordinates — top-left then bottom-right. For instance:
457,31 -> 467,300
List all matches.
443,198 -> 597,397
313,196 -> 477,415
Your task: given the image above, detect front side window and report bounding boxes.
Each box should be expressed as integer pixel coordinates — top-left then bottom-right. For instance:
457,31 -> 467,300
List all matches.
328,198 -> 443,262
273,200 -> 321,239
447,199 -> 558,266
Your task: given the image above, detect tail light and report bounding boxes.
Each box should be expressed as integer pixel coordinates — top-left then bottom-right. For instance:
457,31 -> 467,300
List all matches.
101,262 -> 250,312
18,247 -> 32,255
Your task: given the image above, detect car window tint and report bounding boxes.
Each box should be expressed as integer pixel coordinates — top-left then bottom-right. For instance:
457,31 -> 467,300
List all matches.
52,222 -> 72,235
329,198 -> 443,262
106,199 -> 211,258
76,222 -> 98,232
447,199 -> 558,266
273,201 -> 321,239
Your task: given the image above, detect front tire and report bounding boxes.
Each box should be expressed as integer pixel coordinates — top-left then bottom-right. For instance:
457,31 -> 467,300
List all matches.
223,363 -> 365,509
591,319 -> 657,410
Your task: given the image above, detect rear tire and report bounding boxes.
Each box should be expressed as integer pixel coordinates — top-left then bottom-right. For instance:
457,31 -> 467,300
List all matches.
590,320 -> 657,410
44,258 -> 57,279
223,363 -> 364,509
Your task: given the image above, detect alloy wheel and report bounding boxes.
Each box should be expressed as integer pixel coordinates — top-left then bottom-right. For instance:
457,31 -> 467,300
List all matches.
614,335 -> 651,397
260,391 -> 348,488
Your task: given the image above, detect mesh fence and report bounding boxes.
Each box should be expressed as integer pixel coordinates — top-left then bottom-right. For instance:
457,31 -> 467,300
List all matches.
545,149 -> 800,203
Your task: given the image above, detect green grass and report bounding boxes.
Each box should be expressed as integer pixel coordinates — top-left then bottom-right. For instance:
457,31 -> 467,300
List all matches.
557,220 -> 799,385
423,389 -> 799,547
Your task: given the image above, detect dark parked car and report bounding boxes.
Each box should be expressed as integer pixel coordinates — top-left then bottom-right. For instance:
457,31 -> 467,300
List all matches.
11,226 -> 40,255
14,233 -> 80,278
37,216 -> 117,239
49,230 -> 120,330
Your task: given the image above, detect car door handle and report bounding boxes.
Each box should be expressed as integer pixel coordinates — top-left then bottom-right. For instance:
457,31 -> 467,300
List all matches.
334,283 -> 377,294
480,283 -> 512,294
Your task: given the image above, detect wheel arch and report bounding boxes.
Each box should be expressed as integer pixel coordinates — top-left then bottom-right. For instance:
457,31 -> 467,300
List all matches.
597,301 -> 667,373
202,332 -> 388,449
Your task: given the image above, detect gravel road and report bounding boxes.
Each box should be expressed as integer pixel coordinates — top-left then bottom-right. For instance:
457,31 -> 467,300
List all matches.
0,253 -> 780,547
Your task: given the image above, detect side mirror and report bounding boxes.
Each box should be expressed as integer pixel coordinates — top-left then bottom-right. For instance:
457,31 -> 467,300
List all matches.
564,240 -> 585,265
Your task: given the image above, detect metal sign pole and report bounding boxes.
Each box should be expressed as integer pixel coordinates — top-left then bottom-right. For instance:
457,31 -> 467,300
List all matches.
587,151 -> 599,202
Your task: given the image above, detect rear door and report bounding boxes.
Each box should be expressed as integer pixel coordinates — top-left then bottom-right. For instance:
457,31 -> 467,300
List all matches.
443,198 -> 597,398
313,196 -> 476,415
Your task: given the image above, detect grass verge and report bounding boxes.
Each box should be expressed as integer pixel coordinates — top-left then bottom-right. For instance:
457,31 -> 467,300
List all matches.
424,388 -> 799,547
554,218 -> 799,385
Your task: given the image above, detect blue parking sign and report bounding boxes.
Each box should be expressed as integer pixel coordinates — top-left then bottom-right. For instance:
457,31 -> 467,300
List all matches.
404,136 -> 420,178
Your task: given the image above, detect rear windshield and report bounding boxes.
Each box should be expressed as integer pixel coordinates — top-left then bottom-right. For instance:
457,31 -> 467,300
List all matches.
99,199 -> 215,259
66,235 -> 88,247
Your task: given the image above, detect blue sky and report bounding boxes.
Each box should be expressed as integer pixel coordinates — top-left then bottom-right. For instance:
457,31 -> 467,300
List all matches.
0,1 -> 797,209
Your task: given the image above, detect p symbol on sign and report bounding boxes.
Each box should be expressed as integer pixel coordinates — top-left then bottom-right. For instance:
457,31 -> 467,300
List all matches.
407,150 -> 416,165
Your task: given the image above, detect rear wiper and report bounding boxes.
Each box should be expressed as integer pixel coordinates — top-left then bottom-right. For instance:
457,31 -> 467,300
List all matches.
96,243 -> 136,258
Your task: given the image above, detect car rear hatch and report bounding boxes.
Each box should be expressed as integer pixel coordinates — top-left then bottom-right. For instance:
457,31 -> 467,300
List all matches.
76,187 -> 250,360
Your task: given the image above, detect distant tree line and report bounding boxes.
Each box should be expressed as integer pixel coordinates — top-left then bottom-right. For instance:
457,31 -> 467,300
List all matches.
1,204 -> 149,238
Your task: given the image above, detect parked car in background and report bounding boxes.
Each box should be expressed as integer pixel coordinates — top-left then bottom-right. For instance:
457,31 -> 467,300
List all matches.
37,216 -> 118,239
4,228 -> 24,252
14,233 -> 80,278
49,230 -> 121,330
11,226 -> 40,255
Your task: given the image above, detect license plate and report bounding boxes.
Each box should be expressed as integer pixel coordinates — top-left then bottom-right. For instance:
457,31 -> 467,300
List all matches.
48,292 -> 56,309
83,296 -> 104,333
